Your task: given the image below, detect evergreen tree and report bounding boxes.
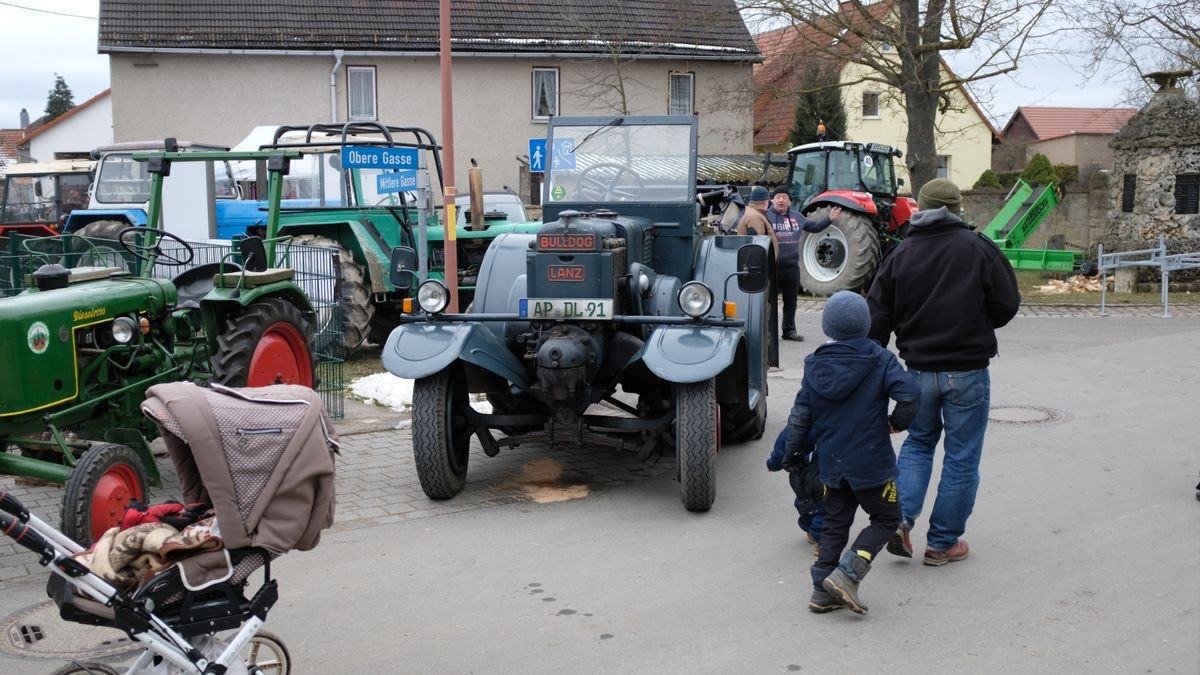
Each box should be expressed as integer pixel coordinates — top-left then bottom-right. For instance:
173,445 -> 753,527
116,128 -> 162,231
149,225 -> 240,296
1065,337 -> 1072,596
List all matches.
787,65 -> 847,147
1020,153 -> 1060,186
44,74 -> 75,121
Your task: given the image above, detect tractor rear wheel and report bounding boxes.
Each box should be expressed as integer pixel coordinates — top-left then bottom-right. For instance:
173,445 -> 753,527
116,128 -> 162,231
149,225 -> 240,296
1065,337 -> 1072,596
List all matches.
798,208 -> 881,296
676,378 -> 718,512
290,234 -> 374,353
211,297 -> 315,388
72,220 -> 131,269
412,366 -> 472,499
61,443 -> 148,547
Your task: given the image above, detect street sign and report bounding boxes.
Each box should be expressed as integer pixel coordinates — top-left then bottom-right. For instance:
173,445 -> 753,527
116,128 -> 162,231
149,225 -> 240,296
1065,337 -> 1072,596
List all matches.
551,138 -> 576,170
529,138 -> 547,173
341,146 -> 419,170
377,171 -> 417,194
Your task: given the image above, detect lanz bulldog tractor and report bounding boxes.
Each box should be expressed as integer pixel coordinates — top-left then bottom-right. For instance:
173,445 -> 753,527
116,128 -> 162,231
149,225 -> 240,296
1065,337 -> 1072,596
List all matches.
383,115 -> 770,512
0,148 -> 323,546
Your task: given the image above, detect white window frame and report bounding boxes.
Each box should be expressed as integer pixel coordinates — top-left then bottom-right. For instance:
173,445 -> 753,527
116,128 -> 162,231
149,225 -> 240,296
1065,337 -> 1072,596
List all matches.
862,91 -> 881,119
936,155 -> 951,179
668,72 -> 694,116
532,67 -> 559,122
347,66 -> 377,121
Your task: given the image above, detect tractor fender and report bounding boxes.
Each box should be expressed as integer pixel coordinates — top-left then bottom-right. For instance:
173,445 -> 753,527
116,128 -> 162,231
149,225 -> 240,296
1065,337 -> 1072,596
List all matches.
639,325 -> 743,384
198,282 -> 317,350
62,209 -> 147,234
805,191 -> 878,216
382,321 -> 528,388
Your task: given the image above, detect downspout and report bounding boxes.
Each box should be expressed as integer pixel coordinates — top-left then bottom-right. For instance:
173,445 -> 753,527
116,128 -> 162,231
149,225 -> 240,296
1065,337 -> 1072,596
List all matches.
330,49 -> 345,123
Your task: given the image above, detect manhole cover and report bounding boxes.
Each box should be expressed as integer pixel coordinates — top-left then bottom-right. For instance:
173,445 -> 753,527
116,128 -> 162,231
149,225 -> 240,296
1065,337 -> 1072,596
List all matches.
1,600 -> 139,660
989,405 -> 1069,426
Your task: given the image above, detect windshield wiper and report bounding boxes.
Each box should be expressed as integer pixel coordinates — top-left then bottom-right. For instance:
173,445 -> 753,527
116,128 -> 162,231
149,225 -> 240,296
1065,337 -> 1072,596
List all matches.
571,117 -> 625,154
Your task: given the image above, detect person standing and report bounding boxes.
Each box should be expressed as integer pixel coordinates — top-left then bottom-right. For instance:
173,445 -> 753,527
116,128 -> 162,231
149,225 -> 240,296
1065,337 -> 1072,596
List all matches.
737,185 -> 782,367
784,291 -> 919,615
765,187 -> 842,342
866,178 -> 1021,566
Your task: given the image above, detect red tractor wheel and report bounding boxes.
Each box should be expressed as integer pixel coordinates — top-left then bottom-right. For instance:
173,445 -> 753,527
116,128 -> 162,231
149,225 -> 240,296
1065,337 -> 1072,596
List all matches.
61,443 -> 148,547
212,298 -> 315,388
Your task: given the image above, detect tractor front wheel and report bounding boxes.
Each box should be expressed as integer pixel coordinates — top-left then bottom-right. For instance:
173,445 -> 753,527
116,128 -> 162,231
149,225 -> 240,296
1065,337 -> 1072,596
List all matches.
411,366 -> 472,499
290,234 -> 373,353
799,208 -> 881,296
61,443 -> 148,547
211,297 -> 315,388
676,378 -> 718,512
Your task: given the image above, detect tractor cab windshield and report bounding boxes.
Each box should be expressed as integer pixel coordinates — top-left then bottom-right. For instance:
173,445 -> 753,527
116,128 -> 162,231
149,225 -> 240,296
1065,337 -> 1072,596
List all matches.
787,143 -> 897,207
545,119 -> 694,204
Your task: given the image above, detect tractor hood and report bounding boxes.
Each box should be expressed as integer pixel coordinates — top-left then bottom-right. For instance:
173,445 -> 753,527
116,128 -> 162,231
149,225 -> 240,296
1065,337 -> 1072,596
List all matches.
0,275 -> 177,418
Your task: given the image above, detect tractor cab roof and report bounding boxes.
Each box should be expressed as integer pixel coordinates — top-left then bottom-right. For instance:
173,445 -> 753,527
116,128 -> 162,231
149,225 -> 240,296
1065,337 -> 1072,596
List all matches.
5,159 -> 95,176
787,141 -> 902,157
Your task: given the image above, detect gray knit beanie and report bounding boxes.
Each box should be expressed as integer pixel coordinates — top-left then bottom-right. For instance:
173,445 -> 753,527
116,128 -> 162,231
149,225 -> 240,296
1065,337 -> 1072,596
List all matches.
822,290 -> 870,341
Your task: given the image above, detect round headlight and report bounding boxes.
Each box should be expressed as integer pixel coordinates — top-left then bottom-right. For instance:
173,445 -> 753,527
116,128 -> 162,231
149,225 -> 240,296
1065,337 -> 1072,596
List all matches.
416,279 -> 450,314
678,281 -> 714,318
111,316 -> 137,344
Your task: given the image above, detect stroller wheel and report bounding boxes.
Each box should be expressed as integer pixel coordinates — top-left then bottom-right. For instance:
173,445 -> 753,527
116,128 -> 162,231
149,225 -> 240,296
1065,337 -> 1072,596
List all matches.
61,443 -> 149,547
51,661 -> 121,674
243,630 -> 291,675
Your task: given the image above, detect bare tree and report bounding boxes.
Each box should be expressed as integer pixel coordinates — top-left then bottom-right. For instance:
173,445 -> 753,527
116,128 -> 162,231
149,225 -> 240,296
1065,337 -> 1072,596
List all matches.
740,0 -> 1058,192
1072,0 -> 1200,103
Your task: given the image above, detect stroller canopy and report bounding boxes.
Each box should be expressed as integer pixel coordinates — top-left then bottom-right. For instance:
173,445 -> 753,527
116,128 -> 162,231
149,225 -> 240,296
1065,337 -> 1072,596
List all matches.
141,382 -> 338,555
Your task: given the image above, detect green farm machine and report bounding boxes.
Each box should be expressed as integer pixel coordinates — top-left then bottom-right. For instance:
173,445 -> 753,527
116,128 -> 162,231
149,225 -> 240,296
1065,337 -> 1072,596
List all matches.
0,148 -> 340,547
980,178 -> 1088,272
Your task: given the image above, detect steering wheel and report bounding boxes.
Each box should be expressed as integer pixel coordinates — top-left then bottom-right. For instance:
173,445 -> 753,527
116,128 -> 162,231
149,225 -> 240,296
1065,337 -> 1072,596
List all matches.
575,163 -> 645,202
118,227 -> 195,266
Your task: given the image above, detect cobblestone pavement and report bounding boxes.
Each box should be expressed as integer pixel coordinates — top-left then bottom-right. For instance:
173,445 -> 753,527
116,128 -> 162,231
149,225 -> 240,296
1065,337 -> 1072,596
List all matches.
3,301 -> 1196,588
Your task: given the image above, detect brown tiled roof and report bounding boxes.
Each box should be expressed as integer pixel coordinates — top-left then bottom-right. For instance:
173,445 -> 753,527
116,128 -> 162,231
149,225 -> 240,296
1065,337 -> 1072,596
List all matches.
19,89 -> 111,146
98,0 -> 759,60
1003,107 -> 1138,141
0,130 -> 24,176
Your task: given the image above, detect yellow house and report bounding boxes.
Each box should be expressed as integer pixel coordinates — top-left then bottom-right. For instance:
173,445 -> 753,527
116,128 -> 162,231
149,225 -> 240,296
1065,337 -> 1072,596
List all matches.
753,7 -> 996,191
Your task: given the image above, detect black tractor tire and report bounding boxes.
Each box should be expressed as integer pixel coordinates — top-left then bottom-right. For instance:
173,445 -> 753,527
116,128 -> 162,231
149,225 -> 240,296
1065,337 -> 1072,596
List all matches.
798,208 -> 882,296
676,378 -> 718,512
72,220 -> 132,269
290,234 -> 374,353
211,297 -> 316,388
368,302 -> 404,346
61,443 -> 148,548
721,393 -> 767,443
412,366 -> 472,499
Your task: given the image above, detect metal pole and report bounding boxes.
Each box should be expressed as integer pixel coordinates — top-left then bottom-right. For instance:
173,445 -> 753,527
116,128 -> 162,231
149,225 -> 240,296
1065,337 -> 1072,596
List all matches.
439,0 -> 459,312
1159,236 -> 1170,318
1097,243 -> 1108,316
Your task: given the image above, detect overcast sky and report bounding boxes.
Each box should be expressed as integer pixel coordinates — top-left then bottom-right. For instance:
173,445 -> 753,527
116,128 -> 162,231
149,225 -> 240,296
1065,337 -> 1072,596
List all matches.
0,0 -> 1131,134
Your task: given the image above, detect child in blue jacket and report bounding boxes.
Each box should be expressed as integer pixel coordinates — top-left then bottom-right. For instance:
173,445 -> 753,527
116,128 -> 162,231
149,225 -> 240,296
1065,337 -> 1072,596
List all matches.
785,291 -> 919,615
767,427 -> 824,547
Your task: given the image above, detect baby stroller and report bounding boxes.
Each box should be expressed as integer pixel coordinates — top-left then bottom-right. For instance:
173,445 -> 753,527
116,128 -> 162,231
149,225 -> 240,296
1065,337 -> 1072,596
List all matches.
1,382 -> 338,674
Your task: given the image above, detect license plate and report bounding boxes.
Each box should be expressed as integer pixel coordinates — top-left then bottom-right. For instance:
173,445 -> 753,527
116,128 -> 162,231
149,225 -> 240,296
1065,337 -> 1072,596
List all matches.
519,298 -> 614,320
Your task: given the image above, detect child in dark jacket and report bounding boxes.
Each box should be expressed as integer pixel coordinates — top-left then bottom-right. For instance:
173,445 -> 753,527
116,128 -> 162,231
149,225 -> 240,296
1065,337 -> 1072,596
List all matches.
785,291 -> 919,615
767,427 -> 825,549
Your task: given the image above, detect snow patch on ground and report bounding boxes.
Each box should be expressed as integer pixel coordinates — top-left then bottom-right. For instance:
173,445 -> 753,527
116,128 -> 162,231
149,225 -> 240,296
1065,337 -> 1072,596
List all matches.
349,371 -> 493,413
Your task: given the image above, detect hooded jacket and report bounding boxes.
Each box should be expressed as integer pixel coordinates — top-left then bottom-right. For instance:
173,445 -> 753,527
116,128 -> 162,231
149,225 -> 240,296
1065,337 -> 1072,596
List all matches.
867,206 -> 1021,371
784,337 -> 919,489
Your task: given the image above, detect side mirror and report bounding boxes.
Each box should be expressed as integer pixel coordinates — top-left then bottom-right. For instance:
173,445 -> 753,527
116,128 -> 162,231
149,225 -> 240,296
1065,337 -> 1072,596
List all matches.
239,236 -> 268,272
736,244 -> 768,293
389,246 -> 418,290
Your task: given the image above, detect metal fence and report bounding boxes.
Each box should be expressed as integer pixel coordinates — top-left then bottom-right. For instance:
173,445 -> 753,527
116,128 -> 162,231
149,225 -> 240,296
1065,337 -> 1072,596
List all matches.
1098,235 -> 1200,318
0,234 -> 345,417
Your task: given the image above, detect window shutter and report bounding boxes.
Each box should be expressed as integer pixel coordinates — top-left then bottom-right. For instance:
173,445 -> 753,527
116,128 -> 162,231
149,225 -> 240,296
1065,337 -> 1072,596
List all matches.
1175,175 -> 1199,214
1121,174 -> 1136,213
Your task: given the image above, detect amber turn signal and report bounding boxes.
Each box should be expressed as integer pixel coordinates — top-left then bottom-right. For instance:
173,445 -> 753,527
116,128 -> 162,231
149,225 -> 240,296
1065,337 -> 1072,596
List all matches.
403,298 -> 414,314
723,301 -> 736,319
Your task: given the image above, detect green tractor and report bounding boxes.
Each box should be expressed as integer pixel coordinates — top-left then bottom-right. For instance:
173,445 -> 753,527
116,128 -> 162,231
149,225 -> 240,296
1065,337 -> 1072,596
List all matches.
247,123 -> 539,352
0,148 -> 326,547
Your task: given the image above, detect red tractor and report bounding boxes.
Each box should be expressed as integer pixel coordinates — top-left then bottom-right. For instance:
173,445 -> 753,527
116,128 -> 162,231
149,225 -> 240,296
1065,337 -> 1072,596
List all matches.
784,141 -> 918,295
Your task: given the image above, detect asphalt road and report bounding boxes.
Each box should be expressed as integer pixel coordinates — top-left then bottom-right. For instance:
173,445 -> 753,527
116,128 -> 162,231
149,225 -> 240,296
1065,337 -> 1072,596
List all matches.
2,307 -> 1198,673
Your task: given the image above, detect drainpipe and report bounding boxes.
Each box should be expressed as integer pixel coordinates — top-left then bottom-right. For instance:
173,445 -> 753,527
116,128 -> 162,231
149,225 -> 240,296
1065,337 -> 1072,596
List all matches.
330,49 -> 345,123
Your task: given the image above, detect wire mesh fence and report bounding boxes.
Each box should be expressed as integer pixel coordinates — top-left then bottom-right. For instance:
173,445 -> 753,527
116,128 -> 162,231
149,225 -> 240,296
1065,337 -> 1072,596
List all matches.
0,233 -> 345,417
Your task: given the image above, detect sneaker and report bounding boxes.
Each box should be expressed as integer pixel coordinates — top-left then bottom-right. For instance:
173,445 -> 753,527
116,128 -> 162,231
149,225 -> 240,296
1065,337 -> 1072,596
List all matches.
886,522 -> 913,558
923,539 -> 969,566
783,332 -> 805,342
808,587 -> 846,613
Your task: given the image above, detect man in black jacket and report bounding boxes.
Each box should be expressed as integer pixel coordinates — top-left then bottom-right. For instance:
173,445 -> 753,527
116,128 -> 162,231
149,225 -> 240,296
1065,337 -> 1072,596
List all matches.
866,178 -> 1020,567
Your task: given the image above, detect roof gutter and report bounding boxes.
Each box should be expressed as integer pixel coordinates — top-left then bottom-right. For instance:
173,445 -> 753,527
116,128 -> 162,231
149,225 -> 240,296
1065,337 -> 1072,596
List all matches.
102,46 -> 763,62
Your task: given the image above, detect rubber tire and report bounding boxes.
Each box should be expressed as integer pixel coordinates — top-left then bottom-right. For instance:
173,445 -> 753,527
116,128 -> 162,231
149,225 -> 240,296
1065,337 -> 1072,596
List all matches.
721,393 -> 767,443
50,663 -> 121,675
290,234 -> 374,353
676,378 -> 718,512
60,443 -> 148,548
72,220 -> 131,269
798,208 -> 881,296
412,367 -> 471,499
243,629 -> 292,675
211,297 -> 315,388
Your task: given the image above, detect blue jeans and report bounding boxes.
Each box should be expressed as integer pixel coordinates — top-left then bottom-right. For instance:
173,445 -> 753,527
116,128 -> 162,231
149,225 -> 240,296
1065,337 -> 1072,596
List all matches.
896,369 -> 990,551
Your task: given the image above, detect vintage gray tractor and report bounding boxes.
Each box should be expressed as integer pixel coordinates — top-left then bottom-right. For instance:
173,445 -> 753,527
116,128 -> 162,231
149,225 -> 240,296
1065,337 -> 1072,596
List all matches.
383,115 -> 770,511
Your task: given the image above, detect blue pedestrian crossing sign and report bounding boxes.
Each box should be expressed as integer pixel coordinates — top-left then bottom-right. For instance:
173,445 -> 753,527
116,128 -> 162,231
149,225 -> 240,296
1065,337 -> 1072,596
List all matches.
528,138 -> 547,173
551,138 -> 576,170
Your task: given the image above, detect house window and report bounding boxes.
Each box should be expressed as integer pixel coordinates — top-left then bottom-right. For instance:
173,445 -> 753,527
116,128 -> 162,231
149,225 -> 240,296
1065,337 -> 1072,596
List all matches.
532,68 -> 559,121
936,155 -> 950,179
348,66 -> 377,121
668,72 -> 694,115
1121,174 -> 1136,213
862,92 -> 880,119
1175,174 -> 1200,214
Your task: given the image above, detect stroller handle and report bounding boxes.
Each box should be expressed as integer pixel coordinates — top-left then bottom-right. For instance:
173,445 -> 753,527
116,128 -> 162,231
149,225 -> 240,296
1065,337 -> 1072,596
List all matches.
1,512 -> 51,557
0,490 -> 29,521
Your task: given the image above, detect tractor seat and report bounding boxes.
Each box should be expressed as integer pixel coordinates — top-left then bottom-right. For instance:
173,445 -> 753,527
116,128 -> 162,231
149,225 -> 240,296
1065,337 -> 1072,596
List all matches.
214,268 -> 295,288
171,262 -> 241,307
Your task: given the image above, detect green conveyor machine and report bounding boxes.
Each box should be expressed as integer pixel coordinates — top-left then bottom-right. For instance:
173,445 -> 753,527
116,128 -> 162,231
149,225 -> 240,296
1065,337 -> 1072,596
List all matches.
980,178 -> 1079,271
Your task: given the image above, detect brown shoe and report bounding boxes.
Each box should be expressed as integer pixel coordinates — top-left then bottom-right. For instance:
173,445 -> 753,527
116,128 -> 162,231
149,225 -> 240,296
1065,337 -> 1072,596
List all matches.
923,539 -> 969,566
886,522 -> 913,558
